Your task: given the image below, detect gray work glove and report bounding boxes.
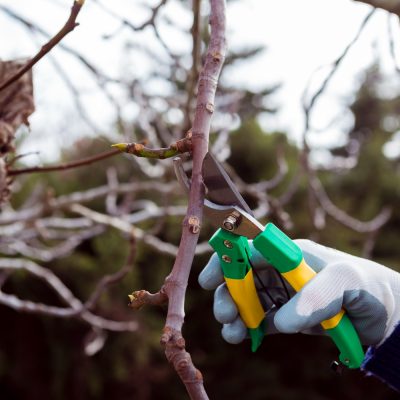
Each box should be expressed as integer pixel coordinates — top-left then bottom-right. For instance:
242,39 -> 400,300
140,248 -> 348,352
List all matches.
199,239 -> 400,347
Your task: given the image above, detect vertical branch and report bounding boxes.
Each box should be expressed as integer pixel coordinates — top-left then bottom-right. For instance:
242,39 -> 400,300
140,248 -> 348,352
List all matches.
183,0 -> 202,133
161,1 -> 226,399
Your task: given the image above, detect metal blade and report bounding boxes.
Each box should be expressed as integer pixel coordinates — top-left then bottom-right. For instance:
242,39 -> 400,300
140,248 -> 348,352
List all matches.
202,152 -> 253,216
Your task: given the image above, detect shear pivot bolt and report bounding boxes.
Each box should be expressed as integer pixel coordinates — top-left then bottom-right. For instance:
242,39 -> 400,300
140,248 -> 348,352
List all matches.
223,240 -> 233,248
222,255 -> 232,263
223,214 -> 239,231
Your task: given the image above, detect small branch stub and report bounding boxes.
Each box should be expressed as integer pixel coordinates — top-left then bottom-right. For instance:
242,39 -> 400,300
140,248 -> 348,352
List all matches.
188,216 -> 201,234
211,51 -> 222,62
205,102 -> 214,113
128,289 -> 167,310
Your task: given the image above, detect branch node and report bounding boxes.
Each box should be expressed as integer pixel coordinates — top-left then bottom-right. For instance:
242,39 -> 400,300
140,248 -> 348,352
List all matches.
160,325 -> 173,345
211,51 -> 223,62
205,102 -> 214,113
174,134 -> 193,153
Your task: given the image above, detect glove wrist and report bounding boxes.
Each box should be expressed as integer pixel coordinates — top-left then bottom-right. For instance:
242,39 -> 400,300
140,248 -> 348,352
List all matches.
362,322 -> 400,391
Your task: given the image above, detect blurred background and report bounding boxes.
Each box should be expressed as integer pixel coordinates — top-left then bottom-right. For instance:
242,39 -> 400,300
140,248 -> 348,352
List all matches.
0,0 -> 399,399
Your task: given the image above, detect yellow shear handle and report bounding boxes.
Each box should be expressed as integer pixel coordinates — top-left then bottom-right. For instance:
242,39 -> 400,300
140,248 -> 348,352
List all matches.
282,259 -> 345,329
225,269 -> 265,329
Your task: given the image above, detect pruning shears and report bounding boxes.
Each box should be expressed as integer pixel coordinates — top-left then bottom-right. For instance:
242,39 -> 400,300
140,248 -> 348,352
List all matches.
174,152 -> 365,369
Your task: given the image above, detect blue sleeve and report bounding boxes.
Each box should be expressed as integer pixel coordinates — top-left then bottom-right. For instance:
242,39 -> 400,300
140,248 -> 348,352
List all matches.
361,323 -> 400,392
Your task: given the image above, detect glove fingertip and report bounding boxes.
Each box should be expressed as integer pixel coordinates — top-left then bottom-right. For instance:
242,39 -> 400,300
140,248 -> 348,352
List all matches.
221,326 -> 245,345
198,254 -> 224,290
221,318 -> 247,344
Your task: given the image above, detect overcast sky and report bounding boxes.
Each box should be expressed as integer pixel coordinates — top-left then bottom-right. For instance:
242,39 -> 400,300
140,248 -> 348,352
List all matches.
0,0 -> 399,163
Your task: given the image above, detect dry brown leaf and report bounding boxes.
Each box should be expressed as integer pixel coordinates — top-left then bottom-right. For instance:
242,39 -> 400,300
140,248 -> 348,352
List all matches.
0,59 -> 35,204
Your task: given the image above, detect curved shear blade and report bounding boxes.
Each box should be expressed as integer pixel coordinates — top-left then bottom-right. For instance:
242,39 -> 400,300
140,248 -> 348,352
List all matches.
202,152 -> 253,216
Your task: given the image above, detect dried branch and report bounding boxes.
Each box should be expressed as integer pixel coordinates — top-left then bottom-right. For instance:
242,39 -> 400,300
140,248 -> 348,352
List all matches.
0,257 -> 138,332
0,4 -> 120,90
68,203 -> 184,257
0,59 -> 34,203
309,174 -> 392,233
8,149 -> 120,176
302,9 -> 375,136
0,181 -> 178,225
0,0 -> 85,93
298,8 -> 392,237
93,0 -> 167,33
0,225 -> 103,261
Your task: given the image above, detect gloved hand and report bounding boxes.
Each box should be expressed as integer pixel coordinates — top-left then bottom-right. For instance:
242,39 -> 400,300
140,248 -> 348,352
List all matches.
199,239 -> 400,347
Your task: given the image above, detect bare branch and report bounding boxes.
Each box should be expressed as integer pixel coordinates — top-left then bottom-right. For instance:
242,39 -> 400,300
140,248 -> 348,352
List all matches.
0,182 -> 179,225
93,0 -> 167,33
387,13 -> 400,73
159,1 -> 226,398
302,9 -> 375,137
0,257 -> 138,332
8,149 -> 120,176
68,203 -> 182,256
310,173 -> 392,233
0,0 -> 85,93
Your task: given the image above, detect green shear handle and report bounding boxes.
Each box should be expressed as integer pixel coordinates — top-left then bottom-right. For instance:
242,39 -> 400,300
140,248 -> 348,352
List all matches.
209,223 -> 365,368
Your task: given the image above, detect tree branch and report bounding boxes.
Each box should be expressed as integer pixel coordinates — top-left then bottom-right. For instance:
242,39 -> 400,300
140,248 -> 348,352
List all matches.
8,149 -> 120,176
0,257 -> 138,332
0,0 -> 85,93
159,1 -> 226,398
112,133 -> 192,159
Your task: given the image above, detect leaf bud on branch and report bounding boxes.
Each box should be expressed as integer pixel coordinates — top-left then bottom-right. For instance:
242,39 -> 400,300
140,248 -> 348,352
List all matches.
112,132 -> 192,159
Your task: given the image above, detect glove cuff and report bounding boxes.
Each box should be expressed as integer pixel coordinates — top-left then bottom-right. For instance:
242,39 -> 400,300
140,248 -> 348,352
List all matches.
361,322 -> 400,392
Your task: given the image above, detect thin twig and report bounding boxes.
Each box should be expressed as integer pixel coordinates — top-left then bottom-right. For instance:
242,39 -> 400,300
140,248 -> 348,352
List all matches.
93,0 -> 167,33
387,13 -> 400,73
309,174 -> 392,233
302,9 -> 375,136
8,149 -> 120,176
0,0 -> 85,93
0,257 -> 138,331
